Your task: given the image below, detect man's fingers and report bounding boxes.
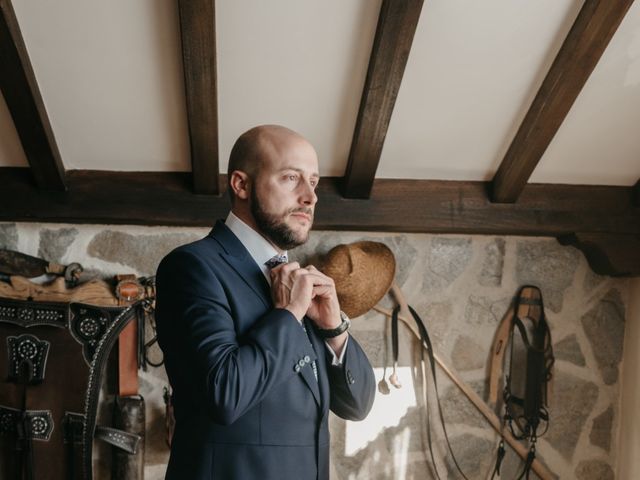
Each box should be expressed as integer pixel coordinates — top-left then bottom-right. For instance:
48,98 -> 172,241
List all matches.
304,266 -> 334,283
271,261 -> 300,275
284,261 -> 300,271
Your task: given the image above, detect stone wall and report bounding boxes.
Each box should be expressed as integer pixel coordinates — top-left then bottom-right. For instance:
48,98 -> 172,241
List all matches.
0,222 -> 629,479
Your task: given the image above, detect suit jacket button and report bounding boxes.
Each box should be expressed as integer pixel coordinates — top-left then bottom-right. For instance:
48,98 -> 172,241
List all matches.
347,370 -> 355,384
294,364 -> 301,373
303,355 -> 311,363
298,359 -> 306,367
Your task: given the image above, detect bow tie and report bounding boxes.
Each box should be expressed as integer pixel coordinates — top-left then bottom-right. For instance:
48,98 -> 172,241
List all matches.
265,254 -> 288,269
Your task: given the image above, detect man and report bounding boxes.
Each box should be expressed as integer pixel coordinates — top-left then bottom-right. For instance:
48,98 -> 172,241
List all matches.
155,125 -> 376,479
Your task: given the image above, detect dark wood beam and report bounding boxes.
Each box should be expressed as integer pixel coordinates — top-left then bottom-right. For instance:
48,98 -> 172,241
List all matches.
491,0 -> 634,203
0,0 -> 66,191
0,168 -> 230,225
559,233 -> 640,277
177,0 -> 219,195
2,168 -> 639,275
0,168 -> 636,234
342,0 -> 424,199
633,179 -> 639,206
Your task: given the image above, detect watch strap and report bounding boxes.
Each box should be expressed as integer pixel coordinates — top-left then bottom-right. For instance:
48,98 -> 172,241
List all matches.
315,311 -> 351,338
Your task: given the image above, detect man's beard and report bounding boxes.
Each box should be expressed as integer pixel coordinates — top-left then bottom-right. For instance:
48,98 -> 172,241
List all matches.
250,188 -> 312,250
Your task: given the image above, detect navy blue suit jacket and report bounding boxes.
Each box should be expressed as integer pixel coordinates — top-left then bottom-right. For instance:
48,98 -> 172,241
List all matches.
155,221 -> 376,479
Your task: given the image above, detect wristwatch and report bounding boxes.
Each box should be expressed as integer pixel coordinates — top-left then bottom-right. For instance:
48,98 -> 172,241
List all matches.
315,311 -> 351,338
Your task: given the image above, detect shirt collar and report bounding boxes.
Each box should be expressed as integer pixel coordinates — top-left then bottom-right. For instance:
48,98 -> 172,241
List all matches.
225,211 -> 286,281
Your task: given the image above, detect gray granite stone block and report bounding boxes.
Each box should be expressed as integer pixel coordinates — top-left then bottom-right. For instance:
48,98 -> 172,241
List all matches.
464,295 -> 510,328
554,334 -> 586,367
38,227 -> 78,262
451,335 -> 486,371
515,240 -> 581,312
350,329 -> 387,368
423,238 -> 472,291
479,237 -> 505,286
413,301 -> 453,347
441,381 -> 487,429
0,223 -> 18,250
574,459 -> 614,480
444,433 -> 493,477
88,231 -> 201,275
581,289 -> 625,385
590,406 -> 613,452
545,370 -> 599,459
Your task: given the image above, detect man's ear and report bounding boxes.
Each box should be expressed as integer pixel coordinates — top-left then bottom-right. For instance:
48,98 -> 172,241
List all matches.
229,170 -> 251,200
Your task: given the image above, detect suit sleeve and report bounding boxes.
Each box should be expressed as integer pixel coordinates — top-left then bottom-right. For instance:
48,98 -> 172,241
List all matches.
325,333 -> 376,421
156,249 -> 317,425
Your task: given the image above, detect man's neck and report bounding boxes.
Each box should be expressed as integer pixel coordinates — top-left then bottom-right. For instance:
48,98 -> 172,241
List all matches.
229,208 -> 284,254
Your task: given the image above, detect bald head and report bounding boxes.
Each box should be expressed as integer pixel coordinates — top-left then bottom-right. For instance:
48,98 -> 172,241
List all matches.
227,125 -> 312,202
227,124 -> 319,249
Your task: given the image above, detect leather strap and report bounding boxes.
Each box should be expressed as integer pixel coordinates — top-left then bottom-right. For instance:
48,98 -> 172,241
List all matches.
94,426 -> 141,454
63,412 -> 84,480
15,362 -> 34,480
488,288 -> 547,407
118,321 -> 138,396
392,305 -> 469,480
116,275 -> 140,396
491,285 -> 553,479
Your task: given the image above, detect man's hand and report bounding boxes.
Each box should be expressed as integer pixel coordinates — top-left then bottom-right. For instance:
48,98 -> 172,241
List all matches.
302,265 -> 340,329
270,262 -> 315,322
304,265 -> 348,356
270,263 -> 348,355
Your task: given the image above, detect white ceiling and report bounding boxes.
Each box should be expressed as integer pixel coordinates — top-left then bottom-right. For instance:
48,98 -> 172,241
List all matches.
0,0 -> 638,186
378,0 -> 582,181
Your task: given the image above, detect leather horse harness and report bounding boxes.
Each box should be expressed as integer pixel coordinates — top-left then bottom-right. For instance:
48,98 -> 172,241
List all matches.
0,250 -> 157,480
489,285 -> 554,479
380,283 -> 554,479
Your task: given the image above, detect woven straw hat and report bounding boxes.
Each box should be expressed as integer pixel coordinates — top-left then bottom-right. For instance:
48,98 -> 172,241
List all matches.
320,241 -> 396,318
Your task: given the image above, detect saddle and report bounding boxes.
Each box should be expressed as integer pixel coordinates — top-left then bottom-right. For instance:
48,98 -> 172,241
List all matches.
0,271 -> 155,480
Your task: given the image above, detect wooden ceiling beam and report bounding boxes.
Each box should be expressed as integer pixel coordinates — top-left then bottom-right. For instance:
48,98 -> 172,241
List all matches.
633,179 -> 639,206
0,0 -> 66,191
177,0 -> 219,195
6,167 -> 640,276
0,168 -> 637,235
491,0 -> 634,203
559,233 -> 640,277
2,168 -> 638,275
342,0 -> 424,199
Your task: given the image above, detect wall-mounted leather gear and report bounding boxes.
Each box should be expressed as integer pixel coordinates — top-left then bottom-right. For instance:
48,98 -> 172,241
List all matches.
0,297 -> 138,480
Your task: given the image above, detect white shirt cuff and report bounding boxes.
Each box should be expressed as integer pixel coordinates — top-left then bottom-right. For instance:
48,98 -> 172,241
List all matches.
324,336 -> 349,366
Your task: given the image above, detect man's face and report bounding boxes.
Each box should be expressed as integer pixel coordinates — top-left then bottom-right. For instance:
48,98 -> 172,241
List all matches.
249,137 -> 319,250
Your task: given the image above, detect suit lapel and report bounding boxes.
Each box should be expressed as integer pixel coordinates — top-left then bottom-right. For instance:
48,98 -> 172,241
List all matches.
209,220 -> 272,308
209,220 -> 325,409
304,318 -> 329,411
299,355 -> 321,408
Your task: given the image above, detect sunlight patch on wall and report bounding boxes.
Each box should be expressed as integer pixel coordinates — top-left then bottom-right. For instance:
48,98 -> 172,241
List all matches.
344,367 -> 417,456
